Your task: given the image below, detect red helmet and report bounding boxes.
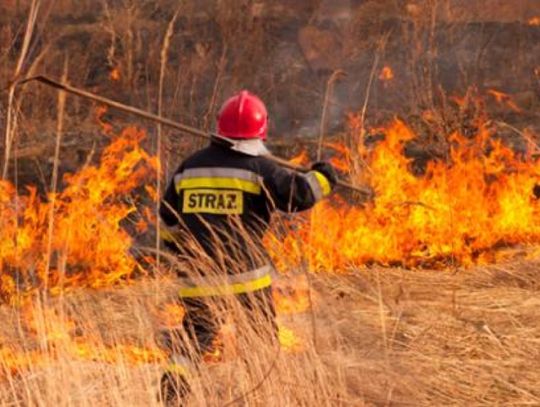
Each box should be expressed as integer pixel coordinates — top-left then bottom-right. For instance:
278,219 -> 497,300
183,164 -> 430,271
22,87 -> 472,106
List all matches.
217,90 -> 268,140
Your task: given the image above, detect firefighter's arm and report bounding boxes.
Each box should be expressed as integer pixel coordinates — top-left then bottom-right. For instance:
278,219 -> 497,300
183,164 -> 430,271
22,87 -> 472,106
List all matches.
260,159 -> 337,212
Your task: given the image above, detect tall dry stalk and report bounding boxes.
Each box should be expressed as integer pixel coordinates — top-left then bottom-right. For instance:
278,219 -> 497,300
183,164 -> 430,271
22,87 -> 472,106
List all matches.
43,58 -> 69,291
2,0 -> 42,179
348,33 -> 391,182
359,32 -> 392,133
317,69 -> 345,161
155,9 -> 181,270
202,43 -> 228,134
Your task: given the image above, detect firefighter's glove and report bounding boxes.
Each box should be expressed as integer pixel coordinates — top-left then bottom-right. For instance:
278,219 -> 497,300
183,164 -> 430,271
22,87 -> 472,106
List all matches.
311,161 -> 338,190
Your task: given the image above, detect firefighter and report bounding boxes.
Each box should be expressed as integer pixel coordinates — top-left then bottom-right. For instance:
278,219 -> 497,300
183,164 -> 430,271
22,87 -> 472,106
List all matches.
158,90 -> 337,403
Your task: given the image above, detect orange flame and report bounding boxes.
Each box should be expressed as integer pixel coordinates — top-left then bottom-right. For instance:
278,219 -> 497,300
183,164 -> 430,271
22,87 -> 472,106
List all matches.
270,117 -> 540,270
110,67 -> 121,81
273,275 -> 312,315
528,16 -> 540,26
487,89 -> 522,113
0,127 -> 157,302
0,339 -> 166,375
95,105 -> 114,135
0,302 -> 166,376
289,150 -> 309,166
379,66 -> 394,81
325,141 -> 352,172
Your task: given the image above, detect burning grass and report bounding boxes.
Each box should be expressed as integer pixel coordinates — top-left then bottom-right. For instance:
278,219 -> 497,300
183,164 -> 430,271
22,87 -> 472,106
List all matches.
1,80 -> 539,296
0,81 -> 538,405
4,106 -> 539,303
0,127 -> 157,302
270,116 -> 540,271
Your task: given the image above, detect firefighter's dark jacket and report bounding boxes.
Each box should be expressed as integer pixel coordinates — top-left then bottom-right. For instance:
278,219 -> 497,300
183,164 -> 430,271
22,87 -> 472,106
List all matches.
159,142 -> 332,271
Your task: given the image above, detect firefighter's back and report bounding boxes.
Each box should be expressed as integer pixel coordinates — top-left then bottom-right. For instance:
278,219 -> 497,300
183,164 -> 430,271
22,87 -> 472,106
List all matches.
167,142 -> 273,271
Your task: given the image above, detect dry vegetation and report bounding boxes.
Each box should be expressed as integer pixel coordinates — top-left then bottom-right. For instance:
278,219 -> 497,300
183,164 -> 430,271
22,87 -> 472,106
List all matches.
2,0 -> 538,182
0,260 -> 539,405
1,0 -> 540,406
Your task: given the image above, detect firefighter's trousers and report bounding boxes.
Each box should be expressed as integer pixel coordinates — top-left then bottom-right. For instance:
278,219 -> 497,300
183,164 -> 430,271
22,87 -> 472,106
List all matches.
162,286 -> 276,362
160,266 -> 277,379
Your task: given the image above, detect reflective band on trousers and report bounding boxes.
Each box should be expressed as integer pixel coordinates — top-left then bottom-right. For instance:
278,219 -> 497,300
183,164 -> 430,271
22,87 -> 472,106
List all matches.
165,355 -> 192,377
304,171 -> 331,201
174,167 -> 262,194
178,265 -> 273,298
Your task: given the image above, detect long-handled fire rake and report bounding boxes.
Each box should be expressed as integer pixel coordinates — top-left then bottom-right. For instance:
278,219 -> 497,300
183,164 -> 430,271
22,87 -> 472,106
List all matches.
17,75 -> 372,197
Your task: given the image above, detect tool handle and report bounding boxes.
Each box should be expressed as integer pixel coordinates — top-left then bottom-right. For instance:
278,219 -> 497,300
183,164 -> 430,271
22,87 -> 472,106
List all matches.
19,75 -> 372,196
267,154 -> 372,196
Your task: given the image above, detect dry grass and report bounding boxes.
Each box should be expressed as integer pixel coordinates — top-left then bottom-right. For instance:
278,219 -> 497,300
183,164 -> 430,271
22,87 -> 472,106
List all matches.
0,257 -> 538,406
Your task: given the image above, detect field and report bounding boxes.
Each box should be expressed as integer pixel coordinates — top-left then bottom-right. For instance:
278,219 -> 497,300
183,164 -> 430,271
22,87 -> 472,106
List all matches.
1,1 -> 540,406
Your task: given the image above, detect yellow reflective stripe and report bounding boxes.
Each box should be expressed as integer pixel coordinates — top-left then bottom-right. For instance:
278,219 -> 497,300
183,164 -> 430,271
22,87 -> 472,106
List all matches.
165,363 -> 189,377
178,167 -> 260,181
179,265 -> 272,287
179,274 -> 272,298
314,171 -> 331,197
175,177 -> 261,194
